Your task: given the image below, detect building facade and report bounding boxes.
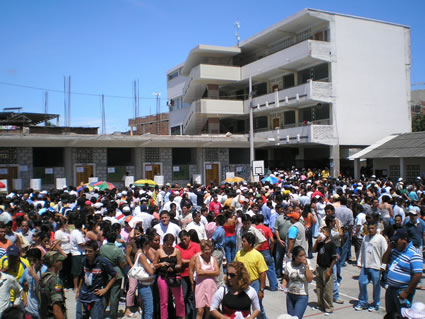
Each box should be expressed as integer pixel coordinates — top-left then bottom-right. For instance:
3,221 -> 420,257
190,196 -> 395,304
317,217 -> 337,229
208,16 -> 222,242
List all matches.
167,9 -> 412,176
128,113 -> 169,135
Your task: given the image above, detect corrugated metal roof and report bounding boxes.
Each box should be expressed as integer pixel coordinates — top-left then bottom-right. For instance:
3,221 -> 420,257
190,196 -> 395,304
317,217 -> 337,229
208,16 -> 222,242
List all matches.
358,132 -> 425,159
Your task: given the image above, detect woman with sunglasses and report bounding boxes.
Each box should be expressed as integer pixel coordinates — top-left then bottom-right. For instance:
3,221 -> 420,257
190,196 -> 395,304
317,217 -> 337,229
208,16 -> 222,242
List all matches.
210,261 -> 260,319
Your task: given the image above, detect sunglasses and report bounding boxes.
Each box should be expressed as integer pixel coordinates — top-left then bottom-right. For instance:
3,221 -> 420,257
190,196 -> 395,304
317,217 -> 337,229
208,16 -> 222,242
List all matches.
227,273 -> 237,279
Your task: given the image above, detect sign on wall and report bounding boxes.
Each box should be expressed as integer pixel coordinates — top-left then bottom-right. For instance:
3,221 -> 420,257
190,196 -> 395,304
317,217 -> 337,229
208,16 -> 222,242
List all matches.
30,179 -> 41,191
56,178 -> 67,189
125,176 -> 134,187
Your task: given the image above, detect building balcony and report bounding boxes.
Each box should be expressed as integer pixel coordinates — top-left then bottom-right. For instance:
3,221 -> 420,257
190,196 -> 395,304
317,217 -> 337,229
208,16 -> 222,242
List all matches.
244,80 -> 332,113
183,64 -> 241,103
183,99 -> 244,135
241,40 -> 332,80
254,123 -> 336,147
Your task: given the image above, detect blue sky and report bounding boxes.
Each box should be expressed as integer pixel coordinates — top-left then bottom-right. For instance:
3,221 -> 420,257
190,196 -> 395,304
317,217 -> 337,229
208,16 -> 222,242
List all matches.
1,0 -> 424,133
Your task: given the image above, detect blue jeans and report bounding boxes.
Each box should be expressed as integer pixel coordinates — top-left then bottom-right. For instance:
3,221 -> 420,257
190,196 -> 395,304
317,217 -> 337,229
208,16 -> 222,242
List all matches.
138,284 -> 154,319
286,293 -> 308,319
251,279 -> 267,319
76,299 -> 105,319
260,249 -> 279,290
332,264 -> 339,301
224,235 -> 236,262
275,243 -> 285,278
337,231 -> 351,283
357,268 -> 381,308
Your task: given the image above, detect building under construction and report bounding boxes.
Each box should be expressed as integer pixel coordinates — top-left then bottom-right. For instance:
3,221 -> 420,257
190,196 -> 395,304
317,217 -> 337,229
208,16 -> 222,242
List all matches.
128,112 -> 169,135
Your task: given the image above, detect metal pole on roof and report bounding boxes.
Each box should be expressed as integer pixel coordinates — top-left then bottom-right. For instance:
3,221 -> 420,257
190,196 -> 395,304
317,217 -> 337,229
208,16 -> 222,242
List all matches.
44,91 -> 48,126
63,76 -> 67,126
68,76 -> 71,127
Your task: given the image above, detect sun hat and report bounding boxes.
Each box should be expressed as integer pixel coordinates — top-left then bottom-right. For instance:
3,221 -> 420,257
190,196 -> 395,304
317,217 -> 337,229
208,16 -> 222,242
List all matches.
401,302 -> 425,319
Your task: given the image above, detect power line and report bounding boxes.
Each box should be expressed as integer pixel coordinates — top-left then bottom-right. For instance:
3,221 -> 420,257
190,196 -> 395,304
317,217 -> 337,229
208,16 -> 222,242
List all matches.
0,80 -> 159,100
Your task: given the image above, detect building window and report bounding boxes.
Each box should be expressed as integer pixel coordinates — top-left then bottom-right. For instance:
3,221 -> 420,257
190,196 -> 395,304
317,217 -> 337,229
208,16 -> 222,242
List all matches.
229,148 -> 249,164
172,148 -> 195,165
107,148 -> 132,166
254,116 -> 268,130
75,148 -> 93,164
298,63 -> 329,85
205,149 -> 219,162
0,148 -> 17,164
389,165 -> 400,180
283,74 -> 295,89
406,164 -> 420,181
252,82 -> 267,97
284,111 -> 296,125
145,148 -> 160,162
168,71 -> 178,81
33,148 -> 64,167
170,126 -> 181,135
296,28 -> 312,42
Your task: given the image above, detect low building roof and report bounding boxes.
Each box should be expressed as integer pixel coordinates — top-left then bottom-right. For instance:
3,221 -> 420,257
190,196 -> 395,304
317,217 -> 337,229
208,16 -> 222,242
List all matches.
0,112 -> 59,126
350,131 -> 425,159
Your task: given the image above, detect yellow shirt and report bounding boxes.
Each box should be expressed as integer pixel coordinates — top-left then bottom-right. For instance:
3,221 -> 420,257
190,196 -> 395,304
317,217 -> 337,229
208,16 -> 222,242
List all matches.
235,249 -> 268,282
0,255 -> 30,282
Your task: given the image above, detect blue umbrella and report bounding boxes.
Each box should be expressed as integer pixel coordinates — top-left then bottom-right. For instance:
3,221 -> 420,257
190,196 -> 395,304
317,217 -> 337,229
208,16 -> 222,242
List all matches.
262,175 -> 279,184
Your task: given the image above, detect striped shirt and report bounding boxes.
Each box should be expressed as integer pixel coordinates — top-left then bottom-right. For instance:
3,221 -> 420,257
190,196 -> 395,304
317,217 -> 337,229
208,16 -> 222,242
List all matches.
387,242 -> 423,288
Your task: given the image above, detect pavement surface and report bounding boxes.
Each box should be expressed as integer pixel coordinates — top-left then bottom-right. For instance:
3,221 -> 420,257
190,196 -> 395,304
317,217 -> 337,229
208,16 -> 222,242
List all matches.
65,257 -> 425,318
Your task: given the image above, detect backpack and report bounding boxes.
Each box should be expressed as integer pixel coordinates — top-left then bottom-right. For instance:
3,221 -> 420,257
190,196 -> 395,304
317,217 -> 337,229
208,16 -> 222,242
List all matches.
37,272 -> 55,319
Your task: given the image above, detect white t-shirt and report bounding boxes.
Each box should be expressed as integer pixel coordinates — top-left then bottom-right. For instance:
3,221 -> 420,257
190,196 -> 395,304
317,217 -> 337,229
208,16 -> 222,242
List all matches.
284,260 -> 312,296
70,229 -> 86,256
154,222 -> 181,245
210,285 -> 260,314
55,229 -> 72,254
354,212 -> 367,239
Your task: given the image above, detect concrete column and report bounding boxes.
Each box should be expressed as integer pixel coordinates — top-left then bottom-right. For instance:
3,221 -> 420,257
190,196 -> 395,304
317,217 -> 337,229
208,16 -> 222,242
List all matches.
64,148 -> 73,186
295,109 -> 299,125
134,148 -> 143,179
330,144 -> 340,178
354,158 -> 360,180
400,157 -> 405,180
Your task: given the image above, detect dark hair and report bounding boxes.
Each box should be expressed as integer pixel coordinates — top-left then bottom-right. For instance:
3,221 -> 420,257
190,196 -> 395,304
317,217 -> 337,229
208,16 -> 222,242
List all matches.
192,211 -> 201,219
188,229 -> 200,243
1,306 -> 25,319
256,214 -> 264,223
291,246 -> 305,261
160,210 -> 170,217
106,231 -> 118,243
215,214 -> 225,226
136,235 -> 152,249
38,231 -> 49,242
26,248 -> 42,260
86,239 -> 98,251
241,233 -> 256,247
207,212 -> 215,223
178,230 -> 190,240
163,233 -> 175,243
325,204 -> 335,213
241,214 -> 251,223
302,204 -> 311,218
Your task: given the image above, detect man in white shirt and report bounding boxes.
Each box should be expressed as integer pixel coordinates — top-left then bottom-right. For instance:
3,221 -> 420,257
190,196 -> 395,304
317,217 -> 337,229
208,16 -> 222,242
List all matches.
0,271 -> 22,317
185,211 -> 207,241
354,222 -> 388,312
154,211 -> 181,245
70,220 -> 86,292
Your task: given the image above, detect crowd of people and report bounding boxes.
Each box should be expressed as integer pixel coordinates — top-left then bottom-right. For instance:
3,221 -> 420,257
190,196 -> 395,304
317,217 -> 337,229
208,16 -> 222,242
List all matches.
0,168 -> 424,319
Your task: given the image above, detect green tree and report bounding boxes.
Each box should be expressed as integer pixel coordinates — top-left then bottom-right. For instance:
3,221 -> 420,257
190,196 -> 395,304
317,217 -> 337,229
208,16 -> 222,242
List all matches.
412,113 -> 425,132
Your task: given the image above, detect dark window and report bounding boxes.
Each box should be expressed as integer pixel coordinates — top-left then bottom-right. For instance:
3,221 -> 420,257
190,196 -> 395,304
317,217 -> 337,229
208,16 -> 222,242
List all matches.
172,148 -> 195,165
252,82 -> 267,97
300,108 -> 312,122
284,111 -> 296,125
314,104 -> 330,121
283,74 -> 295,89
107,148 -> 132,166
298,63 -> 329,85
229,148 -> 249,164
254,116 -> 268,129
170,126 -> 181,135
33,148 -> 64,167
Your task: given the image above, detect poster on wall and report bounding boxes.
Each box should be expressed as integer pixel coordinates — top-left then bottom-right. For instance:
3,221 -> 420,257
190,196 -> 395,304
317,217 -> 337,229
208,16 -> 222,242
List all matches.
205,164 -> 212,170
236,166 -> 243,173
226,172 -> 235,179
56,178 -> 67,189
125,176 -> 134,187
193,174 -> 202,185
30,179 -> 41,191
0,179 -> 7,192
145,165 -> 152,172
76,167 -> 84,173
45,168 -> 54,174
154,175 -> 164,186
0,169 -> 8,175
173,166 -> 180,172
107,167 -> 115,173
19,165 -> 28,172
89,177 -> 98,183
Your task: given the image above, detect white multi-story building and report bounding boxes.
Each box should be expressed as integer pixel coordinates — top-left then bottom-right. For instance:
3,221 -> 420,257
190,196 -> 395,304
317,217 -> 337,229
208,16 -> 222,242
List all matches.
167,8 -> 412,176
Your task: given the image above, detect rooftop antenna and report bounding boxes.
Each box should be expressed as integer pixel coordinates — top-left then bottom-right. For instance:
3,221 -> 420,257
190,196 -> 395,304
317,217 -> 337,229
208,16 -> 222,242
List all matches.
44,91 -> 48,126
234,20 -> 240,47
153,92 -> 160,134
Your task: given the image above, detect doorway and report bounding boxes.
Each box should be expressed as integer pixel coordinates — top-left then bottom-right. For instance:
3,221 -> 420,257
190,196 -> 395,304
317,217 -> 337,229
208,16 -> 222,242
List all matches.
204,162 -> 220,186
75,164 -> 95,186
0,166 -> 18,191
144,163 -> 161,180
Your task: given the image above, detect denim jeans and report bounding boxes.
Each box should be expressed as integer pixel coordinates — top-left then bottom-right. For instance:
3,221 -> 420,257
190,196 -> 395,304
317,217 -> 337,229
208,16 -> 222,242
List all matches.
259,249 -> 279,290
337,231 -> 351,283
275,243 -> 286,278
286,293 -> 309,319
76,299 -> 105,319
181,276 -> 196,319
138,284 -> 154,319
224,235 -> 236,262
332,264 -> 339,301
251,279 -> 268,319
357,268 -> 381,308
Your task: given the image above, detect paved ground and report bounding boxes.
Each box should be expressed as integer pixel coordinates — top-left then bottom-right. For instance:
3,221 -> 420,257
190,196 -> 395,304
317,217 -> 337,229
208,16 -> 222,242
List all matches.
65,258 -> 425,318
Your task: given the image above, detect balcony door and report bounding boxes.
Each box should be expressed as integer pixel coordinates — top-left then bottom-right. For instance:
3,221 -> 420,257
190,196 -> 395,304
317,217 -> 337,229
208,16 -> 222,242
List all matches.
75,164 -> 95,186
205,162 -> 220,186
144,163 -> 161,180
273,118 -> 280,129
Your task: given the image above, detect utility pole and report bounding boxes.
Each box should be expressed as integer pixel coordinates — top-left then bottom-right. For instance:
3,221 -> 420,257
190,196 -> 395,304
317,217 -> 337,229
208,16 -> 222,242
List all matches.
44,91 -> 48,126
64,76 -> 67,126
153,92 -> 160,135
249,76 -> 255,182
101,94 -> 106,134
68,76 -> 71,127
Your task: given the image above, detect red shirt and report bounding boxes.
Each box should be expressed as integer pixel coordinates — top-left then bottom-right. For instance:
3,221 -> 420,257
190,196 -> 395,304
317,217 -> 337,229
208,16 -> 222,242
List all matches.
176,241 -> 201,277
209,201 -> 222,216
255,224 -> 273,251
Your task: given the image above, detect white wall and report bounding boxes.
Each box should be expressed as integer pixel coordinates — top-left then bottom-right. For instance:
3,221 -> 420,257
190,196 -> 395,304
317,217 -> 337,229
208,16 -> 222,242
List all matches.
332,16 -> 411,146
167,75 -> 186,99
169,107 -> 189,129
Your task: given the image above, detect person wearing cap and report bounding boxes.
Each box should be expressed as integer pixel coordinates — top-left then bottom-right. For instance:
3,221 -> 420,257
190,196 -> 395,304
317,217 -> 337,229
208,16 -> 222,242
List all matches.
0,244 -> 30,284
38,250 -> 66,319
0,221 -> 12,259
285,211 -> 307,260
383,227 -> 423,315
405,208 -> 425,251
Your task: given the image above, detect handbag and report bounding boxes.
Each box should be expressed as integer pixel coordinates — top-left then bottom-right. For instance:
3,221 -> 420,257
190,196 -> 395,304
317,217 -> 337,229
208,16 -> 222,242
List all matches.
128,253 -> 150,281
